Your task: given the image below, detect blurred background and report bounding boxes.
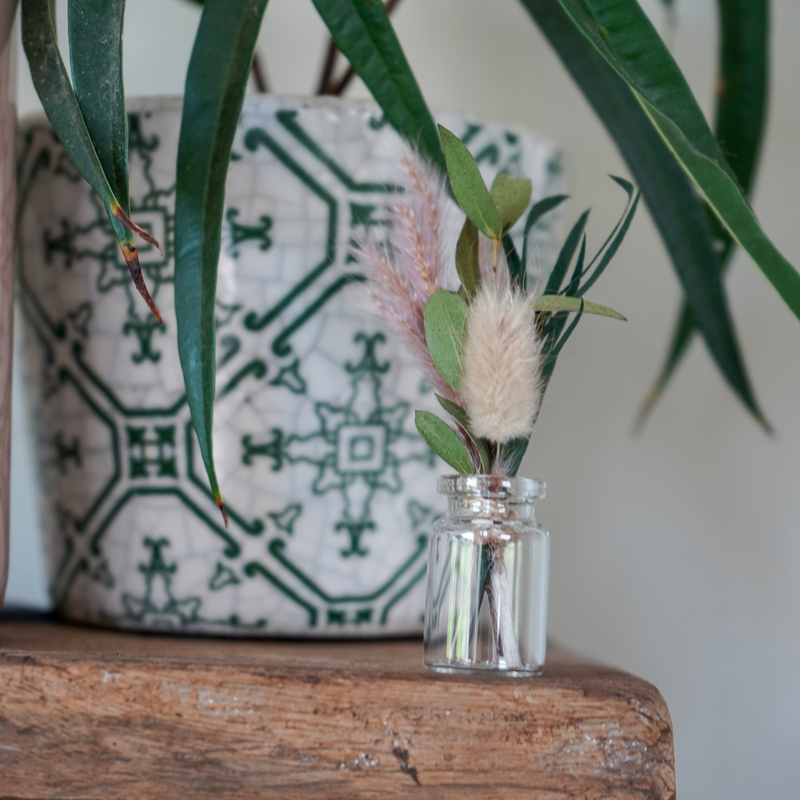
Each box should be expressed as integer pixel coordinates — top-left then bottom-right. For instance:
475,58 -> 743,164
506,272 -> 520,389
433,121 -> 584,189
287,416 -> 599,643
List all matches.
6,0 -> 800,796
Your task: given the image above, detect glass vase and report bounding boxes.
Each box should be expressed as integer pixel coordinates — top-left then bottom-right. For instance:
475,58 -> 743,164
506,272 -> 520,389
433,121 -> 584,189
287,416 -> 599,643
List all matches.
424,475 -> 549,676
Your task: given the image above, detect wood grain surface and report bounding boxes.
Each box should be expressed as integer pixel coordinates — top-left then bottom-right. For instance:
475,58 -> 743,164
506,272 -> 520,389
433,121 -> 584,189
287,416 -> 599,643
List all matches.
0,0 -> 17,611
0,618 -> 675,799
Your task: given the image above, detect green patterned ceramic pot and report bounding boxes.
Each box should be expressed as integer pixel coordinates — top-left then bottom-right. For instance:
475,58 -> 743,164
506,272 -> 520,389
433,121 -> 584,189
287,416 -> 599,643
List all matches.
17,96 -> 564,636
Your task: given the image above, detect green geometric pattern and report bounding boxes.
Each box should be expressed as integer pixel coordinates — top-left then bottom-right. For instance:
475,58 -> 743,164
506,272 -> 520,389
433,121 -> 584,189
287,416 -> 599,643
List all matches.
17,97 -> 564,636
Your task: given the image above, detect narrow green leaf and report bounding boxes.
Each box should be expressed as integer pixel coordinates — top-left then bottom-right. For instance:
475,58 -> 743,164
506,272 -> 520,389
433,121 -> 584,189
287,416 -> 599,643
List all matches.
577,191 -> 640,296
641,0 -> 770,427
545,209 -> 589,295
22,0 -> 163,320
436,395 -> 492,474
521,193 -> 570,274
498,298 -> 587,477
503,234 -> 524,287
534,294 -> 626,320
415,411 -> 473,474
555,0 -> 800,323
491,173 -> 532,233
424,289 -> 469,391
517,0 -> 764,425
548,298 -> 585,362
455,218 -> 481,299
175,0 -> 269,523
439,125 -> 502,239
309,0 -> 443,171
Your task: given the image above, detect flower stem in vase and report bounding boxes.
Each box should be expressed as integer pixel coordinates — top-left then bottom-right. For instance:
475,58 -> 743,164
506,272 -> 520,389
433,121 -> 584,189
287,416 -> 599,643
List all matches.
486,538 -> 521,669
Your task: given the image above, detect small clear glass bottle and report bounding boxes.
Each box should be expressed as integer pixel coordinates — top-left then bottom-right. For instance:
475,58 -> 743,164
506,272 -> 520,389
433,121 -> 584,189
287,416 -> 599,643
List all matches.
424,475 -> 549,676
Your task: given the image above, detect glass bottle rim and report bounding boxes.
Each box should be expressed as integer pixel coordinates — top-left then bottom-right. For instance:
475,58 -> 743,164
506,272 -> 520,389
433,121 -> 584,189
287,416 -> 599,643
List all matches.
437,474 -> 546,501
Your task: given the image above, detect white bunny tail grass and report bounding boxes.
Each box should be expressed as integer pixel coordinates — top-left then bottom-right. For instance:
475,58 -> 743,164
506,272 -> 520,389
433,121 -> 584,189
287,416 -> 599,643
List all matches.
461,286 -> 542,445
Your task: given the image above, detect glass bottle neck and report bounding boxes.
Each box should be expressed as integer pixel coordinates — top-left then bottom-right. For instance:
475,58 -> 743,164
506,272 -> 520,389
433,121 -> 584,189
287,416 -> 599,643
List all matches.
446,493 -> 537,523
438,475 -> 544,523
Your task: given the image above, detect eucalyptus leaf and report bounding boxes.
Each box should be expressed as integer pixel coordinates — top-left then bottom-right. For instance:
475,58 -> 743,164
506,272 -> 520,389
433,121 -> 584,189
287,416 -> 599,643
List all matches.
175,0 -> 270,524
491,173 -> 532,233
424,289 -> 469,391
439,125 -> 501,239
436,395 -> 492,474
310,0 -> 443,170
455,218 -> 481,300
415,411 -> 473,474
534,294 -> 626,321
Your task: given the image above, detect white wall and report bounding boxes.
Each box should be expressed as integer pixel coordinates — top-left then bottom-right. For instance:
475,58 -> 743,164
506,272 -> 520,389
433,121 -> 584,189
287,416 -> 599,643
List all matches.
8,1 -> 800,797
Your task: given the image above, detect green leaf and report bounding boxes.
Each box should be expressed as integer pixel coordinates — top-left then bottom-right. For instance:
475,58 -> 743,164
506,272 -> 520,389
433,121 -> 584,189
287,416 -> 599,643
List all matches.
641,0 -> 770,428
424,289 -> 469,391
439,125 -> 502,239
545,209 -> 589,295
491,173 -> 532,233
534,294 -> 626,320
521,194 -> 570,271
503,234 -> 524,286
455,218 -> 481,299
175,0 -> 269,523
415,411 -> 473,474
518,0 -> 764,427
310,0 -> 443,171
576,182 -> 640,297
22,0 -> 163,320
436,395 -> 492,474
555,0 -> 800,324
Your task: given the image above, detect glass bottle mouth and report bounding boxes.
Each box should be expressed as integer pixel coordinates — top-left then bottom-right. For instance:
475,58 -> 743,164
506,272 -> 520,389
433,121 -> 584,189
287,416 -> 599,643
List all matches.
437,474 -> 546,501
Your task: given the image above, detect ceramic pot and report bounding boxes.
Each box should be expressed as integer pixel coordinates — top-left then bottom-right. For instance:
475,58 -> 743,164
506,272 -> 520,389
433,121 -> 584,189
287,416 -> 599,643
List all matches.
17,95 -> 564,636
0,0 -> 18,612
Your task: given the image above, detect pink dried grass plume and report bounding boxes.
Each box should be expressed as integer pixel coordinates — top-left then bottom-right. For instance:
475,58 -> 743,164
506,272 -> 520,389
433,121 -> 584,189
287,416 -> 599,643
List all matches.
354,147 -> 458,399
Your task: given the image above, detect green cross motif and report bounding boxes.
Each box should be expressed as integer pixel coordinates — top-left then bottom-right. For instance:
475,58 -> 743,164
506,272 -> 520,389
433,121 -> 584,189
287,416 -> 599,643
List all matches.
241,332 -> 435,557
127,425 -> 177,479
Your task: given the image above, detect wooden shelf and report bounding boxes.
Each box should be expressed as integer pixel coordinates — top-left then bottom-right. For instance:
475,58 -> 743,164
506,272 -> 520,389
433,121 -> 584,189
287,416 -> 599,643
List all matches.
0,614 -> 675,799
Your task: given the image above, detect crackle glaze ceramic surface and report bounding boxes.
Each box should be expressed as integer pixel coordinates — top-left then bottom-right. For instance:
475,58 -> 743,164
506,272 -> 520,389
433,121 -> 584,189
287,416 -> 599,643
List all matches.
17,95 -> 564,636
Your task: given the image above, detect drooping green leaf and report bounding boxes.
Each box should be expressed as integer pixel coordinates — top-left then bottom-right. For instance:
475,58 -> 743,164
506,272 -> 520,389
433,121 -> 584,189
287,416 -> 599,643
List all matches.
175,0 -> 270,523
545,209 -> 589,295
68,0 -> 162,322
534,294 -> 625,320
439,125 -> 502,239
517,0 -> 764,425
436,395 -> 492,474
521,194 -> 570,273
309,0 -> 443,171
641,0 -> 770,427
455,218 -> 481,299
22,0 -> 162,319
554,0 -> 800,324
491,173 -> 532,233
415,411 -> 473,474
424,289 -> 469,391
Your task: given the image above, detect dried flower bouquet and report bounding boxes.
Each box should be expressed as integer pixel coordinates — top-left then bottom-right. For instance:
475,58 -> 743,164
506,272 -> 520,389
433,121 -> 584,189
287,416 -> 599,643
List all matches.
357,127 -> 637,667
